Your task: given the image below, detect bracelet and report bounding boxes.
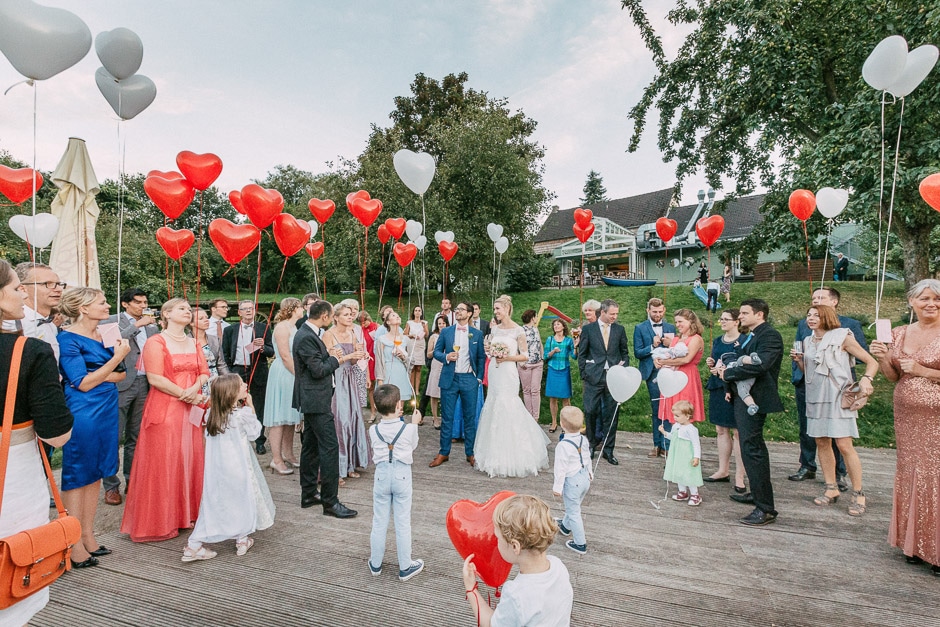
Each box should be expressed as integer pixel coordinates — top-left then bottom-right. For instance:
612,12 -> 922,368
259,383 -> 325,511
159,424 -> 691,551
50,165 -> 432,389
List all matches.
861,374 -> 874,381
465,582 -> 478,599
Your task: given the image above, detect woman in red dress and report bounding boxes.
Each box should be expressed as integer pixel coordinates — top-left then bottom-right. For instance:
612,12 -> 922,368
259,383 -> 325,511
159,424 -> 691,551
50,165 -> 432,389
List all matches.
656,308 -> 706,425
121,298 -> 209,542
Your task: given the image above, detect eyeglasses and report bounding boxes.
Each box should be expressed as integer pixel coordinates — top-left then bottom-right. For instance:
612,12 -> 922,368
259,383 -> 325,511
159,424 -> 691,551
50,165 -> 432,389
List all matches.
719,317 -> 735,322
454,307 -> 468,312
21,281 -> 67,290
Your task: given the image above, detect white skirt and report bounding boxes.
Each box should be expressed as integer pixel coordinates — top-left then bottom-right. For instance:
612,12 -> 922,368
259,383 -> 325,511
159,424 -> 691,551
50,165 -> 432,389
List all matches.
0,438 -> 51,625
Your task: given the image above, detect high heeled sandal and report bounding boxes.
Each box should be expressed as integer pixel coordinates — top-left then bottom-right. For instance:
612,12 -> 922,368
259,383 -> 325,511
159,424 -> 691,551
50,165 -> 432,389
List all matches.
814,483 -> 840,506
848,490 -> 867,516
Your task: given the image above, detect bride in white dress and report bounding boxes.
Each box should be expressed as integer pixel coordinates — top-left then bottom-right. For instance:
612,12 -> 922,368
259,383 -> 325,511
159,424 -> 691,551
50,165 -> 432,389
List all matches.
474,295 -> 550,478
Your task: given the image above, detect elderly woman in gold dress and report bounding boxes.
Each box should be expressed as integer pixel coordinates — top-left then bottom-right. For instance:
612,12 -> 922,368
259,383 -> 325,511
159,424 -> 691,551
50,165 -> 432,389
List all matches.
870,279 -> 940,576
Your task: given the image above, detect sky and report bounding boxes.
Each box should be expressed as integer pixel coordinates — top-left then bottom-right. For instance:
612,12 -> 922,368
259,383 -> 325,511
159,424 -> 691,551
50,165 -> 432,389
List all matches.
0,0 -> 703,213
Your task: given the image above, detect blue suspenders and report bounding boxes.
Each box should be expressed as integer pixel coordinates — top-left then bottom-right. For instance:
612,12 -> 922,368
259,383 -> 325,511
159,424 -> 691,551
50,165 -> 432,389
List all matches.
374,422 -> 408,463
560,435 -> 586,470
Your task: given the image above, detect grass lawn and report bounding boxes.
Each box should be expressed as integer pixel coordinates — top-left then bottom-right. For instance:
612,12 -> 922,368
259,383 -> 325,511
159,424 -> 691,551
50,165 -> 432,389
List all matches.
207,280 -> 909,449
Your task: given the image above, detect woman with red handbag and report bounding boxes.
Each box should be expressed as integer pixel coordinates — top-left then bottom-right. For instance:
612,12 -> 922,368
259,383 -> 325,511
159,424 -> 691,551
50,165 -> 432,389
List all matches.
0,259 -> 73,625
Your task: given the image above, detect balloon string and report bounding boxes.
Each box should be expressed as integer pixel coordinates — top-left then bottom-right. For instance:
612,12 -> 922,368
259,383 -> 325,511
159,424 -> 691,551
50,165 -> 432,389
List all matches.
420,194 -> 427,315
873,92 -> 890,322
321,223 -> 327,299
116,120 -> 126,302
378,240 -> 395,312
492,244 -> 497,308
311,254 -> 319,297
579,243 -> 585,316
878,96 -> 904,318
398,266 -> 404,310
31,80 -> 36,221
444,260 -> 449,301
377,242 -> 386,308
593,402 -> 622,477
360,227 -> 369,311
195,191 -> 204,310
820,220 -> 833,288
802,220 -> 813,298
707,246 -> 714,348
662,247 -> 668,305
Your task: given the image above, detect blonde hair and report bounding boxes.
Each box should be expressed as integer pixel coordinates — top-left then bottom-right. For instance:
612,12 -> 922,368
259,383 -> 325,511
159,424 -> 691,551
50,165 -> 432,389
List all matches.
494,294 -> 513,317
673,308 -> 704,337
58,287 -> 103,321
160,297 -> 189,324
559,406 -> 584,432
334,301 -> 354,318
671,400 -> 694,420
339,298 -> 360,311
275,297 -> 302,323
493,495 -> 557,553
206,374 -> 243,436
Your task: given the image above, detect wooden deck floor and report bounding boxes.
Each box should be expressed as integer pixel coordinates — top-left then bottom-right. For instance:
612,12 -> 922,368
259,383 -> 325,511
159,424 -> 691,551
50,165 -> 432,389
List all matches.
31,430 -> 938,627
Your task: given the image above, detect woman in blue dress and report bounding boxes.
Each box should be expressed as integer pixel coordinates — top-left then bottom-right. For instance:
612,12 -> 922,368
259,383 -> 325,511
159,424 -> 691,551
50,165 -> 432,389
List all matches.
543,318 -> 576,433
264,298 -> 304,475
57,287 -> 131,567
373,309 -> 413,402
703,307 -> 747,492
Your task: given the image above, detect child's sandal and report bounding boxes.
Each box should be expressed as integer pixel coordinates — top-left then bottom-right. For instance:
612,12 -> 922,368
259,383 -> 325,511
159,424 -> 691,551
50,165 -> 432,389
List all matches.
672,490 -> 690,501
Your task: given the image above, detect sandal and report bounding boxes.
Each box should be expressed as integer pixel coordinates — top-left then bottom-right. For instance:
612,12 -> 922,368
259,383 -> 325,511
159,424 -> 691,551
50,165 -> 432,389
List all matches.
814,483 -> 840,506
848,490 -> 867,516
236,538 -> 254,556
182,546 -> 217,562
671,491 -> 690,501
348,471 -> 361,479
549,425 -> 557,433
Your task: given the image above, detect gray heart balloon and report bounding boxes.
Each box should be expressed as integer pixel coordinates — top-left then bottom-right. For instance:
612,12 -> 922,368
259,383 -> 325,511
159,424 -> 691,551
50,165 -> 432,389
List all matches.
95,27 -> 143,81
95,67 -> 156,121
0,0 -> 91,80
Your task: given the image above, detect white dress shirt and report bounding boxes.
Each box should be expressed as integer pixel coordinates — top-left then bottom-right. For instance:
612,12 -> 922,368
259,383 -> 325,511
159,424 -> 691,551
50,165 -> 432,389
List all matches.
124,312 -> 148,374
234,322 -> 254,366
453,324 -> 471,374
206,316 -> 230,338
552,434 -> 593,494
369,419 -> 419,465
2,305 -> 59,361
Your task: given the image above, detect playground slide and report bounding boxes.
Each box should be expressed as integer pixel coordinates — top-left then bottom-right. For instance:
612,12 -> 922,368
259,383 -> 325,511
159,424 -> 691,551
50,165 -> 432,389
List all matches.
536,302 -> 574,325
691,285 -> 722,310
545,305 -> 573,323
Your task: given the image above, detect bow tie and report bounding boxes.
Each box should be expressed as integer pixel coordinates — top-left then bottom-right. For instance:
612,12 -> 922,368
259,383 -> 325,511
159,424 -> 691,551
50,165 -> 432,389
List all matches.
652,323 -> 663,327
38,315 -> 55,325
456,325 -> 468,332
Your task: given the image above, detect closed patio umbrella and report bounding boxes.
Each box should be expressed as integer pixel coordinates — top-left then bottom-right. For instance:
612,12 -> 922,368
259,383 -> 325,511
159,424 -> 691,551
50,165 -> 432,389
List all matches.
49,137 -> 101,289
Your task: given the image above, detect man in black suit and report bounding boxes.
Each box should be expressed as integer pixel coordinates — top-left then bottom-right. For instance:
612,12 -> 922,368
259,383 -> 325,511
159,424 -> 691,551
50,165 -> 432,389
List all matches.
577,298 -> 629,465
222,300 -> 274,454
721,298 -> 784,526
101,288 -> 159,505
292,300 -> 359,518
470,302 -> 490,336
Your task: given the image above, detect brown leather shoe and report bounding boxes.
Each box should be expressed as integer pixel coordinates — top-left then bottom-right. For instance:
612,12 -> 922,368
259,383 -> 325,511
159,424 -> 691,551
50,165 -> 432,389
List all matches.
429,454 -> 449,468
647,447 -> 660,458
466,456 -> 475,467
658,448 -> 666,458
104,488 -> 123,506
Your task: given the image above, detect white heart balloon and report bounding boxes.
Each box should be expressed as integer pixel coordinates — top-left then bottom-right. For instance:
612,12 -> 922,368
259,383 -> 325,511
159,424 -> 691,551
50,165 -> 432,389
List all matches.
307,220 -> 319,239
393,149 -> 436,195
405,219 -> 423,241
9,213 -> 59,249
887,45 -> 939,98
815,187 -> 850,219
434,230 -> 454,244
95,67 -> 156,120
657,369 -> 688,399
486,223 -> 503,243
606,365 -> 643,403
862,35 -> 909,91
495,236 -> 509,255
412,235 -> 427,250
0,0 -> 91,81
95,27 -> 143,81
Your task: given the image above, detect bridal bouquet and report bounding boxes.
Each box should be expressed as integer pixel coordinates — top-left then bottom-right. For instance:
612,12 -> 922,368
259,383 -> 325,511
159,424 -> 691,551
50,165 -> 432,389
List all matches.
489,341 -> 509,367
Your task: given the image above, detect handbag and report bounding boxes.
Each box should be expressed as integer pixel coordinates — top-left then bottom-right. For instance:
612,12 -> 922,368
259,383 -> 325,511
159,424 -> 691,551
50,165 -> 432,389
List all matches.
0,336 -> 81,609
840,380 -> 869,412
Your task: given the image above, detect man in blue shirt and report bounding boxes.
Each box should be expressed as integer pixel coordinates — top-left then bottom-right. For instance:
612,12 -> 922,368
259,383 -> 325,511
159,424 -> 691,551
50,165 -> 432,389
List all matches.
789,287 -> 867,490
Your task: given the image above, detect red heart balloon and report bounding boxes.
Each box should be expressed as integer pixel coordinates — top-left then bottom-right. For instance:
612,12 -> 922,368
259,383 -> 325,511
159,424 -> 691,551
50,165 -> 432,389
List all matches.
655,217 -> 678,243
155,227 -> 195,261
0,165 -> 43,204
384,217 -> 406,240
788,189 -> 816,221
144,175 -> 195,220
573,222 -> 595,243
147,170 -> 184,181
695,215 -> 725,247
438,240 -> 458,261
350,197 -> 383,228
346,189 -> 370,209
445,491 -> 516,589
393,242 -> 418,267
377,224 -> 391,244
308,198 -> 336,224
305,242 -> 325,260
919,173 -> 940,212
272,213 -> 312,257
573,208 -> 593,228
176,151 -> 223,191
241,184 -> 284,229
228,190 -> 246,215
208,219 -> 261,265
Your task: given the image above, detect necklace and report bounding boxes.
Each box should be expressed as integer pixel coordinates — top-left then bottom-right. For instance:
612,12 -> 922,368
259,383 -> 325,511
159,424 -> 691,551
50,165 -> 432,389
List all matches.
164,330 -> 187,341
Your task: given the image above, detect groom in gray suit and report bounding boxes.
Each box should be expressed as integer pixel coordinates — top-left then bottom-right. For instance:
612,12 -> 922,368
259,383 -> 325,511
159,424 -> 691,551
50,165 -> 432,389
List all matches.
101,288 -> 158,505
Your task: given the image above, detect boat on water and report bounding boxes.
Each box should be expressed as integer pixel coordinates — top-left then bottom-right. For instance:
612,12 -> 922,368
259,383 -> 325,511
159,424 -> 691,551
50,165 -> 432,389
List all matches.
601,276 -> 657,287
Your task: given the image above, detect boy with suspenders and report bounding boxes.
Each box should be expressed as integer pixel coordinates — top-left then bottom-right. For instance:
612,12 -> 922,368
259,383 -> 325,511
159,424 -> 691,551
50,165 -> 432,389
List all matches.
552,407 -> 593,555
368,384 -> 424,581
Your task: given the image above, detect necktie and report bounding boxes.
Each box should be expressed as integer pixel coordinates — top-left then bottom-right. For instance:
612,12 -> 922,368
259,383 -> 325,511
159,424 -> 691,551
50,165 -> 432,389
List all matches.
602,323 -> 610,349
216,320 -> 223,337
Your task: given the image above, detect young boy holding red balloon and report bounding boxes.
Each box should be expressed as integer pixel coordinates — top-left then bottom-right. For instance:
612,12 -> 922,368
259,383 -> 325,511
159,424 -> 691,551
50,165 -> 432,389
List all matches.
367,384 -> 424,581
462,495 -> 573,626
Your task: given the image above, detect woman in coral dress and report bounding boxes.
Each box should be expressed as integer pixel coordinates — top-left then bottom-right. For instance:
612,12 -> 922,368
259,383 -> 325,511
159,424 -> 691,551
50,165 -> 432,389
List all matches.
121,298 -> 209,543
656,308 -> 706,426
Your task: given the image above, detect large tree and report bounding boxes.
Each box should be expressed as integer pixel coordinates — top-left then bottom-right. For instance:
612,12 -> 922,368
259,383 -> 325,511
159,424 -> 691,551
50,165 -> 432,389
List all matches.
622,0 -> 940,283
580,170 -> 609,206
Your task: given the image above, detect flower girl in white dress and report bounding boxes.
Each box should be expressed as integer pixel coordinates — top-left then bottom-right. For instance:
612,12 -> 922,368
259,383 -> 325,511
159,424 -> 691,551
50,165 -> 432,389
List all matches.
474,295 -> 550,478
183,374 -> 276,561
